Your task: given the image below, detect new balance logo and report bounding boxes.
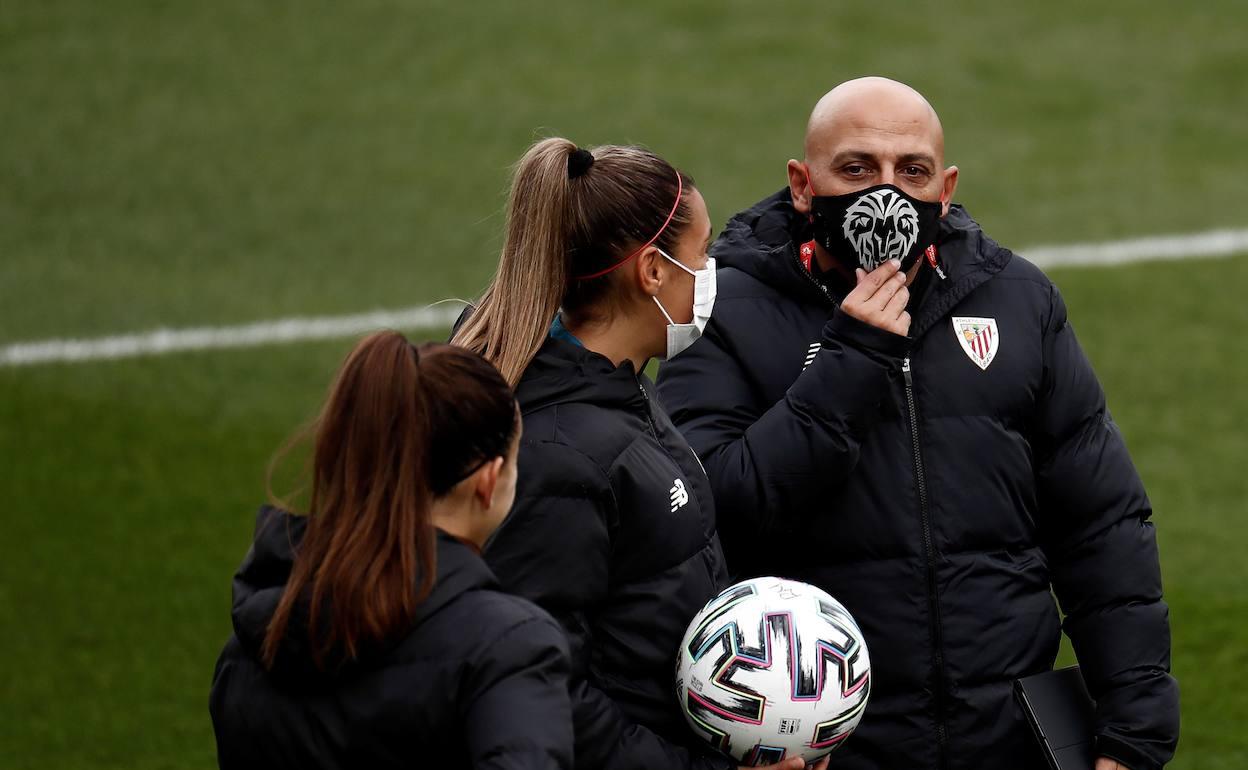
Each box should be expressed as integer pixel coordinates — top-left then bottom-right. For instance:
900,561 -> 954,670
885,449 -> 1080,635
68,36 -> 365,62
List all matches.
669,478 -> 689,512
803,342 -> 822,371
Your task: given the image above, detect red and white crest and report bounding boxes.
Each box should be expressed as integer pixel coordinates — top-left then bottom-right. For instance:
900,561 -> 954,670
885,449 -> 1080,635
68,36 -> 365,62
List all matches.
952,316 -> 999,370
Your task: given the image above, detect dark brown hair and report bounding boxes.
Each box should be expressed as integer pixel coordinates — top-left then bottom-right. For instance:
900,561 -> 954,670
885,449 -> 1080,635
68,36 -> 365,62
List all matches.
261,332 -> 517,670
452,137 -> 695,387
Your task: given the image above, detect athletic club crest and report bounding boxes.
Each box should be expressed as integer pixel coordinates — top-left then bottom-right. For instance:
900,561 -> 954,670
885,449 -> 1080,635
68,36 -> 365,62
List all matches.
952,316 -> 999,370
842,188 -> 920,270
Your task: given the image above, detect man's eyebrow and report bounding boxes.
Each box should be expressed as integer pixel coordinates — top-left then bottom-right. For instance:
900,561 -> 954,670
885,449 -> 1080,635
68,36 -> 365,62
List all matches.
897,152 -> 937,167
828,150 -> 879,166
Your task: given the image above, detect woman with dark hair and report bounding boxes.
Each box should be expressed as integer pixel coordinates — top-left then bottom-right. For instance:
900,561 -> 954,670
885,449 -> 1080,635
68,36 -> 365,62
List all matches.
454,140 -> 816,770
209,332 -> 572,769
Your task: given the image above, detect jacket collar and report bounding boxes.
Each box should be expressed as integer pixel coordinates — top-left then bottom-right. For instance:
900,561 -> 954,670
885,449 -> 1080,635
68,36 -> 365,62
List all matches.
514,336 -> 647,415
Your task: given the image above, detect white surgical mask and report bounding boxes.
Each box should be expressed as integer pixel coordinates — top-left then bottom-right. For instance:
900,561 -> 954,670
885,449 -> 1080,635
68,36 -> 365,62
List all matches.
653,248 -> 717,360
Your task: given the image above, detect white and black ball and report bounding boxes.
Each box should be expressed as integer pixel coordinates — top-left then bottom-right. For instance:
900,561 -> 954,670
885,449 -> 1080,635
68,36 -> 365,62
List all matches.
675,577 -> 871,765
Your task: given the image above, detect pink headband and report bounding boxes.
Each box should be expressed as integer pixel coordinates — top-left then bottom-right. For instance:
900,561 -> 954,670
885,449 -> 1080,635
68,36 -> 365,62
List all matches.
573,173 -> 684,281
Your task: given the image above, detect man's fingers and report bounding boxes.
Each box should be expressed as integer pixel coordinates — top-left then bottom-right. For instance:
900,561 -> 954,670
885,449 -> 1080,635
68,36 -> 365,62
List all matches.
855,267 -> 866,285
897,310 -> 912,334
838,259 -> 910,337
849,263 -> 905,307
856,259 -> 900,292
883,284 -> 910,319
853,268 -> 906,311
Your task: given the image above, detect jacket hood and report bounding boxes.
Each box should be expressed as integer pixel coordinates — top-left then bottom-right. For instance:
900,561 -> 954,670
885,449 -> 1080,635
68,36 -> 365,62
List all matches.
229,505 -> 496,683
712,187 -> 1012,336
514,336 -> 648,415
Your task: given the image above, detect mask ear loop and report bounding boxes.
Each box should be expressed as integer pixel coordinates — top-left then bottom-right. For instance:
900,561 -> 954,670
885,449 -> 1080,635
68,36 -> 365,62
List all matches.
652,295 -> 677,324
653,246 -> 700,323
799,163 -> 820,272
656,247 -> 697,277
803,162 -> 817,202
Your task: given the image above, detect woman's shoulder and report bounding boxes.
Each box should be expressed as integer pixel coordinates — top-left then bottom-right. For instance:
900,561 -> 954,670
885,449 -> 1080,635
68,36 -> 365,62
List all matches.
465,589 -> 566,642
522,392 -> 641,441
517,411 -> 633,489
400,584 -> 569,666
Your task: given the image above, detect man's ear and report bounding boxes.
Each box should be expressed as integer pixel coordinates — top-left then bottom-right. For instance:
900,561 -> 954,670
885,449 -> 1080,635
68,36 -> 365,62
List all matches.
473,457 -> 504,509
788,160 -> 813,215
940,165 -> 959,217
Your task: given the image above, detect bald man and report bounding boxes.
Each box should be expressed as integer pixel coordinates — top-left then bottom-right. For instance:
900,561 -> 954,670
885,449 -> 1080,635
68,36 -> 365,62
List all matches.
657,78 -> 1178,770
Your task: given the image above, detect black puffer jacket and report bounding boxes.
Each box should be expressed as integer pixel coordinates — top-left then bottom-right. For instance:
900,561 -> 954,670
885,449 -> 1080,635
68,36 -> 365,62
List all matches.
485,336 -> 732,770
209,506 -> 573,769
656,189 -> 1179,770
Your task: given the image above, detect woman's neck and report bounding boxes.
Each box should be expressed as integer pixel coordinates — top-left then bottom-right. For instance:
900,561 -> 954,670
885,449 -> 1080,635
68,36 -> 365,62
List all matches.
430,499 -> 485,548
564,311 -> 656,371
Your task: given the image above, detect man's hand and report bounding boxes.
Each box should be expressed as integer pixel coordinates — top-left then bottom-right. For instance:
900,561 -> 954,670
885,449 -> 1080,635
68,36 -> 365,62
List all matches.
1095,759 -> 1131,770
841,259 -> 911,337
740,755 -> 831,770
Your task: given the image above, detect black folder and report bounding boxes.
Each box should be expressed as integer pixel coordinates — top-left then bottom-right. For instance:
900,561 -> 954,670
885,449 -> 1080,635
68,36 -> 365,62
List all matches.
1014,666 -> 1096,770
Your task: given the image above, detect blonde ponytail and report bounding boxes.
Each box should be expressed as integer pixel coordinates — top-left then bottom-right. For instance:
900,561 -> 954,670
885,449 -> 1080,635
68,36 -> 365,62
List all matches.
452,138 -> 576,387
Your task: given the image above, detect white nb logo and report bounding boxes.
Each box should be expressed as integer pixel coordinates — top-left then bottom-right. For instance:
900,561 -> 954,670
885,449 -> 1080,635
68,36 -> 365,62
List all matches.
669,478 -> 689,513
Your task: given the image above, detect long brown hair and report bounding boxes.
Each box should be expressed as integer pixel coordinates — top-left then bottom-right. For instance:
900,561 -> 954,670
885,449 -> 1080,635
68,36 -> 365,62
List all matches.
261,331 -> 517,670
452,137 -> 696,387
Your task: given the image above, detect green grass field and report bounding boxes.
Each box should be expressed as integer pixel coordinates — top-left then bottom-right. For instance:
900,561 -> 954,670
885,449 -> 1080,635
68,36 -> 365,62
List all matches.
2,1 -> 1246,767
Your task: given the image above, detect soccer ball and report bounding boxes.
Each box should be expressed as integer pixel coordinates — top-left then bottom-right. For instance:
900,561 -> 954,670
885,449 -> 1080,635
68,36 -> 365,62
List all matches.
675,577 -> 871,765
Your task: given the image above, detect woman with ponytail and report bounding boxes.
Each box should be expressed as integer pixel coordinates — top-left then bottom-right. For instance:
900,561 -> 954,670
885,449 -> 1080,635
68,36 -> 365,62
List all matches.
209,332 -> 572,769
454,140 -> 816,770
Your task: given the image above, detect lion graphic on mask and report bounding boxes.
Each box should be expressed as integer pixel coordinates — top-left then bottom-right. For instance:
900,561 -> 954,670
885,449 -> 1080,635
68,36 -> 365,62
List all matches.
841,189 -> 920,270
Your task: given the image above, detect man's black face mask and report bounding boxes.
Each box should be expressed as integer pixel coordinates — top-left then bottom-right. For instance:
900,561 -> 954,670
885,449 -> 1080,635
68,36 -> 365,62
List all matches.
810,184 -> 943,273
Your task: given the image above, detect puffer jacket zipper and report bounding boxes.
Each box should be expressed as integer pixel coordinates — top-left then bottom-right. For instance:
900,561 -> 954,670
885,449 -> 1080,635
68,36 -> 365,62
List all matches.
635,376 -> 661,440
902,356 -> 949,768
790,244 -> 837,309
637,375 -> 689,473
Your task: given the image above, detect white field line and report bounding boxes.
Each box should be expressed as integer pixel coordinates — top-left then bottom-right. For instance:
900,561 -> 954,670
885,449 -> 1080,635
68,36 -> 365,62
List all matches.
3,227 -> 1247,368
1024,228 -> 1248,268
0,303 -> 466,367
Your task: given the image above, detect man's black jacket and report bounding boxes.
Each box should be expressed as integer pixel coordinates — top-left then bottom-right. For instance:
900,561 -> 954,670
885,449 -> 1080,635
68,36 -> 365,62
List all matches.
210,507 -> 573,769
656,188 -> 1179,770
485,336 -> 732,770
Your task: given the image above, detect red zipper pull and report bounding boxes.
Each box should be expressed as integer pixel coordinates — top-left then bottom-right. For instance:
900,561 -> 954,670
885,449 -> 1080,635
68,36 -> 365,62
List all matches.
799,240 -> 816,272
925,244 -> 947,280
